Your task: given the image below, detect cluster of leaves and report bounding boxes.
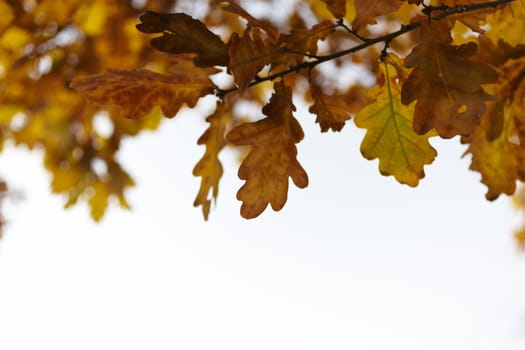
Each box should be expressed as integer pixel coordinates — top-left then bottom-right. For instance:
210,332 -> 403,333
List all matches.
2,1 -> 525,233
0,0 -> 177,222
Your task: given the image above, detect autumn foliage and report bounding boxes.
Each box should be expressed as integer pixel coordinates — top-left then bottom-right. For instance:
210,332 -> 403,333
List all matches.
1,0 -> 525,234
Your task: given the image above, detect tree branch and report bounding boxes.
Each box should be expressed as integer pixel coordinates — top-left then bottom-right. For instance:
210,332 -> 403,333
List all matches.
216,0 -> 514,98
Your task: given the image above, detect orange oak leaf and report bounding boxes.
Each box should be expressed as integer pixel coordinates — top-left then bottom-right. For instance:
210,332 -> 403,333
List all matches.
352,0 -> 404,32
226,82 -> 308,219
228,27 -> 277,94
401,21 -> 498,138
193,102 -> 232,220
321,0 -> 347,18
136,11 -> 229,67
309,84 -> 352,132
71,68 -> 215,120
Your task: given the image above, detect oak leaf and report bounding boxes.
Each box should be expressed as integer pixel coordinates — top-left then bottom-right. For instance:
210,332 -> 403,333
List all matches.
401,21 -> 498,138
309,84 -> 352,132
321,0 -> 347,18
136,11 -> 229,67
226,82 -> 308,219
277,21 -> 334,67
218,0 -> 279,43
464,106 -> 524,200
352,0 -> 404,31
71,68 -> 215,119
484,0 -> 525,46
355,58 -> 436,186
464,57 -> 525,200
439,0 -> 493,33
228,27 -> 277,94
193,102 -> 232,220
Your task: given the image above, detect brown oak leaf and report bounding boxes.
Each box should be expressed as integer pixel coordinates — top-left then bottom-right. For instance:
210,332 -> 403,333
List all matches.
218,0 -> 279,43
401,21 -> 498,138
226,82 -> 308,219
193,102 -> 232,220
277,21 -> 334,67
136,11 -> 229,67
321,0 -> 347,18
309,84 -> 352,132
352,0 -> 404,32
71,68 -> 215,119
228,27 -> 277,94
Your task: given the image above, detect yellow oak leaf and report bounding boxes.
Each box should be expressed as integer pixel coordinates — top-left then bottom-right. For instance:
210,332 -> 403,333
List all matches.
226,82 -> 308,219
463,57 -> 525,200
309,84 -> 352,132
71,68 -> 215,119
464,104 -> 524,200
355,58 -> 437,186
193,102 -> 232,220
401,21 -> 498,138
136,11 -> 229,67
485,0 -> 525,46
352,0 -> 404,31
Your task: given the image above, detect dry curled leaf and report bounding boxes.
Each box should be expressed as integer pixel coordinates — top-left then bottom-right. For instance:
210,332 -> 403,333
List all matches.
193,102 -> 232,220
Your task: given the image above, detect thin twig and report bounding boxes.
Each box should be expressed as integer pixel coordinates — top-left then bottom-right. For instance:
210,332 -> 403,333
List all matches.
216,0 -> 514,98
335,19 -> 369,42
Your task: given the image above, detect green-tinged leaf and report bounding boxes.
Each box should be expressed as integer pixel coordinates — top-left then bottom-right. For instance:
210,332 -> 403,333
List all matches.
355,59 -> 437,186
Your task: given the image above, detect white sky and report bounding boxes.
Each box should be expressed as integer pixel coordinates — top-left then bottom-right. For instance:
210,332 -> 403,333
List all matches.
1,97 -> 525,350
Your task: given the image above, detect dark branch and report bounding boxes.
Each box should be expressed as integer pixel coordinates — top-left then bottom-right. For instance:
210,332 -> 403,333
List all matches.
216,0 -> 514,97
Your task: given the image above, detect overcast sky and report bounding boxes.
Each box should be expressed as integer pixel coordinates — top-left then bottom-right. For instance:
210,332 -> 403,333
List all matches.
1,96 -> 525,350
